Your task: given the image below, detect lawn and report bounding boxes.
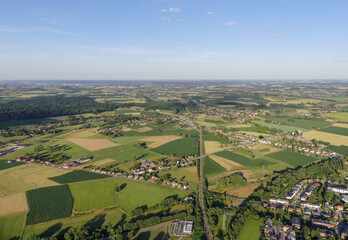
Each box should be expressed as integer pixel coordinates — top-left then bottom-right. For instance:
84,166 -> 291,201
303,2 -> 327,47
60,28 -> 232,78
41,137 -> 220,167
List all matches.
69,179 -> 117,211
266,150 -> 317,167
214,151 -> 270,167
49,170 -> 111,184
319,126 -> 348,136
26,185 -> 74,225
236,215 -> 262,240
0,160 -> 26,170
0,212 -> 26,240
205,156 -> 226,175
110,178 -> 190,213
152,137 -> 198,157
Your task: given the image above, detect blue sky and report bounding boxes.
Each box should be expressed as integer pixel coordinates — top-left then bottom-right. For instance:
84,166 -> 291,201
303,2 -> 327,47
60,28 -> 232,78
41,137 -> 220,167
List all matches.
1,0 -> 348,80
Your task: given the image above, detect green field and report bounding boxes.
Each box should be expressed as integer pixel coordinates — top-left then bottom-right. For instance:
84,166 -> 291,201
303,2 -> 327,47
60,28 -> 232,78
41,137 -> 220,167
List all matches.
205,156 -> 226,175
0,160 -> 26,170
252,120 -> 306,132
319,126 -> 348,136
237,215 -> 262,240
110,178 -> 190,213
214,151 -> 270,167
49,170 -> 110,184
0,212 -> 26,240
261,115 -> 331,129
326,112 -> 348,121
328,145 -> 348,155
152,137 -> 198,157
0,118 -> 57,129
69,179 -> 117,211
266,150 -> 317,167
26,185 -> 74,225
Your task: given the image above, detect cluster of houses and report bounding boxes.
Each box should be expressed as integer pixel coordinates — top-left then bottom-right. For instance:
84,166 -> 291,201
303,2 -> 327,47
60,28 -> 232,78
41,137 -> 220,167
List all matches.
12,156 -> 52,165
62,157 -> 92,169
0,144 -> 30,157
264,218 -> 296,240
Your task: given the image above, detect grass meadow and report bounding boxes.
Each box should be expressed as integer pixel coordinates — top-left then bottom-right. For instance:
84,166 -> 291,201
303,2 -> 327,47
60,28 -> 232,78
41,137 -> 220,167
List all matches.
266,150 -> 317,167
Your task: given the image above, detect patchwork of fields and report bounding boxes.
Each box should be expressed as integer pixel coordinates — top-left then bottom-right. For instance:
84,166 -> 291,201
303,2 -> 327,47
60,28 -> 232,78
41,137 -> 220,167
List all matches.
266,150 -> 317,167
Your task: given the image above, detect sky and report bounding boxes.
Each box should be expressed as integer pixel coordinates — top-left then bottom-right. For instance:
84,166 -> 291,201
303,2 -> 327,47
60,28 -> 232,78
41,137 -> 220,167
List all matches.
0,0 -> 348,80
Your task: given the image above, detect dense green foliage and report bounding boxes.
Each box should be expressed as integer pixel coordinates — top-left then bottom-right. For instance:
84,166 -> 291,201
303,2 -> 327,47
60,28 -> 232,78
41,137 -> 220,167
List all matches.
214,151 -> 270,167
266,149 -> 317,167
26,185 -> 73,225
0,95 -> 115,122
216,173 -> 247,189
152,137 -> 199,157
205,156 -> 226,175
0,160 -> 26,170
49,170 -> 111,184
319,126 -> 348,136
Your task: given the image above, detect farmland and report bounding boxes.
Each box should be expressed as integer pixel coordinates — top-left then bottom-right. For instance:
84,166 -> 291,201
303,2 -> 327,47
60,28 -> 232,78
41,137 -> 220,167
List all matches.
266,150 -> 317,167
49,170 -> 111,184
152,137 -> 198,157
67,138 -> 120,151
236,215 -> 263,240
328,145 -> 348,155
204,141 -> 224,155
26,185 -> 74,225
159,166 -> 199,183
209,155 -> 245,171
0,160 -> 26,170
303,130 -> 348,146
0,192 -> 28,215
69,179 -> 117,211
141,135 -> 183,148
214,151 -> 271,167
319,126 -> 348,136
261,115 -> 331,129
0,212 -> 26,240
326,112 -> 348,121
205,156 -> 226,175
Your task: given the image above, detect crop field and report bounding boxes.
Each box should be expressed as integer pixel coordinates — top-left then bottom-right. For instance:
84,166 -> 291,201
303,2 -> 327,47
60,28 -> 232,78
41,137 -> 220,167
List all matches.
67,138 -> 120,151
334,123 -> 348,128
136,126 -> 153,132
110,178 -> 190,213
214,151 -> 271,167
22,207 -> 124,239
69,179 -> 117,211
204,141 -> 224,155
0,164 -> 69,196
0,212 -> 26,240
236,215 -> 262,240
59,128 -> 98,138
0,192 -> 28,215
326,112 -> 348,121
205,156 -> 226,175
26,185 -> 74,225
141,135 -> 183,148
319,126 -> 348,136
92,158 -> 118,166
209,155 -> 245,171
0,160 -> 26,170
252,120 -> 306,132
159,166 -> 199,183
328,145 -> 348,155
303,130 -> 348,146
261,115 -> 331,129
49,170 -> 111,184
226,183 -> 260,198
266,150 -> 316,167
152,137 -> 198,157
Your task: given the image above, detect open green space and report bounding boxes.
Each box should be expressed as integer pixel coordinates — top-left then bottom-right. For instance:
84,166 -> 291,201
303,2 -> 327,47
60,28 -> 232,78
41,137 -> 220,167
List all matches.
0,118 -> 57,129
319,126 -> 348,136
49,170 -> 110,184
0,212 -> 26,240
327,145 -> 348,155
252,120 -> 306,132
214,151 -> 271,167
0,160 -> 26,170
326,112 -> 348,121
152,137 -> 198,157
205,156 -> 226,175
110,178 -> 190,213
261,115 -> 331,129
236,215 -> 262,240
69,179 -> 117,211
266,150 -> 317,167
26,185 -> 74,225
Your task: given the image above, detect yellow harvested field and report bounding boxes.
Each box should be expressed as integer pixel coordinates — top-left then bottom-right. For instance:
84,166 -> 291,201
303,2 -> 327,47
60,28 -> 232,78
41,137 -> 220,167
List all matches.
204,141 -> 224,155
210,155 -> 245,171
122,128 -> 133,132
230,124 -> 251,128
92,158 -> 118,166
334,123 -> 348,128
67,138 -> 120,151
141,135 -> 182,148
303,131 -> 348,146
0,192 -> 28,216
296,109 -> 310,114
136,127 -> 153,133
226,183 -> 260,198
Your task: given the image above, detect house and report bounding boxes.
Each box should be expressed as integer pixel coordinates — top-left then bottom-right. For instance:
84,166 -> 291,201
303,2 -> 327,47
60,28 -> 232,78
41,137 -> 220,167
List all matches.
269,198 -> 289,206
183,221 -> 194,235
291,217 -> 301,229
300,202 -> 321,211
335,205 -> 344,212
312,219 -> 335,229
327,184 -> 348,194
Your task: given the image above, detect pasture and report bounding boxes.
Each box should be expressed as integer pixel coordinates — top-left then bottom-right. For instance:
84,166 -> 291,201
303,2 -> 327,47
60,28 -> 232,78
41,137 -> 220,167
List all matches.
214,151 -> 270,167
0,160 -> 25,170
49,170 -> 111,184
303,130 -> 348,146
67,138 -> 120,151
226,183 -> 260,198
69,179 -> 117,211
204,141 -> 224,155
26,185 -> 74,225
209,155 -> 245,171
261,115 -> 331,129
205,156 -> 226,175
92,158 -> 118,166
319,126 -> 348,136
266,150 -> 316,167
141,135 -> 183,148
0,212 -> 26,240
0,192 -> 28,215
152,137 -> 198,157
110,178 -> 190,213
328,145 -> 348,155
236,215 -> 263,240
252,120 -> 306,132
159,166 -> 199,183
326,112 -> 348,121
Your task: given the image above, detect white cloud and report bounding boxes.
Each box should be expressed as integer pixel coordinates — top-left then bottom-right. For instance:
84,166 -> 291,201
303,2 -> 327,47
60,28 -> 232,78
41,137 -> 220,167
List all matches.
264,24 -> 270,27
225,21 -> 237,26
276,34 -> 286,39
161,9 -> 168,13
169,8 -> 182,13
0,26 -> 80,37
176,19 -> 183,22
162,17 -> 171,21
207,11 -> 214,15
